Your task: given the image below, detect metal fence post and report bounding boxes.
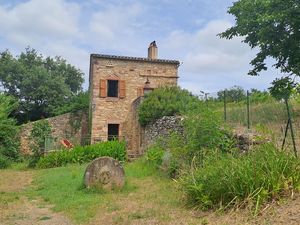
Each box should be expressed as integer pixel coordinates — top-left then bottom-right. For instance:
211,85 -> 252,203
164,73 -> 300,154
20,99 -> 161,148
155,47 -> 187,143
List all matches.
247,90 -> 250,129
285,98 -> 297,157
224,90 -> 227,123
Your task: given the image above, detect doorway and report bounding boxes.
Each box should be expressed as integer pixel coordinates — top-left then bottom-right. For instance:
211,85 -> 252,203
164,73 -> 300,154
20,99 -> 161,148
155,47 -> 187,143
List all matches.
108,124 -> 119,141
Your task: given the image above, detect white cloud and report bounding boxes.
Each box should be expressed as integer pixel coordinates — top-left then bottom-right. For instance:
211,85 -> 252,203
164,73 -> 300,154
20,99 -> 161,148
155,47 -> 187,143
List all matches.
88,3 -> 144,53
0,1 -> 281,93
161,19 -> 279,93
0,0 -> 81,46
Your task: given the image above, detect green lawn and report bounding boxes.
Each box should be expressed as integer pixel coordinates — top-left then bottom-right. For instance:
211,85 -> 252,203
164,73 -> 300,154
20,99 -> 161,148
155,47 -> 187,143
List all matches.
26,160 -> 186,224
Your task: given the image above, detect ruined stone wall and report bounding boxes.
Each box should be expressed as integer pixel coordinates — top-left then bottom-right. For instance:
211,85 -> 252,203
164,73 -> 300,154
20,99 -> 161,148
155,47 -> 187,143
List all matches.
143,116 -> 184,150
90,57 -> 178,154
20,110 -> 89,155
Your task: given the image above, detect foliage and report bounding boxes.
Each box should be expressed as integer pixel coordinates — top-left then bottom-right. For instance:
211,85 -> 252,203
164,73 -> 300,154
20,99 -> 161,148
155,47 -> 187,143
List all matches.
249,88 -> 273,103
220,0 -> 300,77
153,108 -> 236,178
180,143 -> 300,213
145,145 -> 165,167
29,120 -> 52,167
183,108 -> 236,156
138,86 -> 202,126
0,94 -> 19,164
0,155 -> 10,169
217,86 -> 246,102
36,140 -> 126,168
0,48 -> 84,123
269,76 -> 298,101
53,91 -> 89,116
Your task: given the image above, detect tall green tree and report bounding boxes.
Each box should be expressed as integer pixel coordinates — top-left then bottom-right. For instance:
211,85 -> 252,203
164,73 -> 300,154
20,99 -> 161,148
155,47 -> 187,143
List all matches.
220,0 -> 300,77
0,94 -> 19,161
217,86 -> 246,102
0,48 -> 84,123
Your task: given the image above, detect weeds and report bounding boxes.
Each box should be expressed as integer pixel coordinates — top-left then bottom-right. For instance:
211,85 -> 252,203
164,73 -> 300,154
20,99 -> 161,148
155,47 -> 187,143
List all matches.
180,143 -> 300,213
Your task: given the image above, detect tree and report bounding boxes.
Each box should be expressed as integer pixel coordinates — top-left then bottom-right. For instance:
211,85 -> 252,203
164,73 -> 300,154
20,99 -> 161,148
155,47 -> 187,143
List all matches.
0,48 -> 84,123
0,94 -> 19,162
220,0 -> 300,77
217,86 -> 246,102
53,91 -> 89,116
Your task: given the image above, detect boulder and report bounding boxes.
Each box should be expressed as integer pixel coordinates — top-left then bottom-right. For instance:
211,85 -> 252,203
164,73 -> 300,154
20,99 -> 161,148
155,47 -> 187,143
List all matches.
84,157 -> 125,190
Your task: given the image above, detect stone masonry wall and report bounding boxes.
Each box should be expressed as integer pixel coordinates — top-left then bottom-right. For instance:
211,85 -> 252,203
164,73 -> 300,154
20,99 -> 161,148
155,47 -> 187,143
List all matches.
143,116 -> 184,150
20,110 -> 89,155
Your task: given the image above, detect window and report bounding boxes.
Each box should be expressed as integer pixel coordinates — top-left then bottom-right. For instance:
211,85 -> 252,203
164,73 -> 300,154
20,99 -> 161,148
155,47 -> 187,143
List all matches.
108,124 -> 119,141
107,80 -> 119,97
99,79 -> 125,98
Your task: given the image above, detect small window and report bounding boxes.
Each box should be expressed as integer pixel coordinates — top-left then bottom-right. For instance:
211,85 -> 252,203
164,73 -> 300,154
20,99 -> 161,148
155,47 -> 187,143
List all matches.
108,124 -> 119,141
107,80 -> 119,97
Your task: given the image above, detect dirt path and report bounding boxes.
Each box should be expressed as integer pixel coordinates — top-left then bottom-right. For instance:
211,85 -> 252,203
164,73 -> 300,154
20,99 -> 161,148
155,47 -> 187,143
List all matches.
0,169 -> 73,225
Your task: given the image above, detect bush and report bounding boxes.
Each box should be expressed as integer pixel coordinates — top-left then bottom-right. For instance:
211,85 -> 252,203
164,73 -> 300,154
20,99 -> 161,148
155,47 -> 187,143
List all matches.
0,94 -> 20,161
138,86 -> 202,126
0,155 -> 10,169
37,140 -> 126,168
145,145 -> 165,166
180,143 -> 300,212
184,108 -> 235,154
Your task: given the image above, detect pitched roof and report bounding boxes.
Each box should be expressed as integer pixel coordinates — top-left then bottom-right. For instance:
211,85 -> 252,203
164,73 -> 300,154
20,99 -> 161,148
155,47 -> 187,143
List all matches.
91,54 -> 180,65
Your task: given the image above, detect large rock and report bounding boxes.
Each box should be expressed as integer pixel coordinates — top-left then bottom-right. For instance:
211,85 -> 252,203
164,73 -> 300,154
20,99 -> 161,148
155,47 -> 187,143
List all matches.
84,157 -> 125,190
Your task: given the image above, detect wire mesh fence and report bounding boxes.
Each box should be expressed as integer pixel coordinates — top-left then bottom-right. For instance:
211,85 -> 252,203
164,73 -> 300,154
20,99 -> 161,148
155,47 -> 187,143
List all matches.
204,89 -> 299,156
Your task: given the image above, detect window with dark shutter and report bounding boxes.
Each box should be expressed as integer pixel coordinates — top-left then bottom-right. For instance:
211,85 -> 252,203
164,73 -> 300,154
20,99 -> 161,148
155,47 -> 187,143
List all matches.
107,80 -> 119,97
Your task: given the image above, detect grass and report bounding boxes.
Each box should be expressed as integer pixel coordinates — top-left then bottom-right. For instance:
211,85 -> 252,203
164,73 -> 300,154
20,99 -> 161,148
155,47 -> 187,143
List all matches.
180,143 -> 300,213
26,158 -> 184,224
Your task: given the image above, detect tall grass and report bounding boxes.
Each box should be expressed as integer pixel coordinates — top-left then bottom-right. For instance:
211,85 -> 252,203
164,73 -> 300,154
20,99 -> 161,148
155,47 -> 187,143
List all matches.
180,143 -> 300,213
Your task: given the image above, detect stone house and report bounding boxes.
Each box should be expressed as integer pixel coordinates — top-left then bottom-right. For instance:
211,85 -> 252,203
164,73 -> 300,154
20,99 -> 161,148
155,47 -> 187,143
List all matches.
89,42 -> 180,156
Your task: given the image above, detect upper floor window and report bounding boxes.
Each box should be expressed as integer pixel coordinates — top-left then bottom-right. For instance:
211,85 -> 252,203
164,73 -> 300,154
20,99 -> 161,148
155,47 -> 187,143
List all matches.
99,79 -> 126,98
107,80 -> 119,97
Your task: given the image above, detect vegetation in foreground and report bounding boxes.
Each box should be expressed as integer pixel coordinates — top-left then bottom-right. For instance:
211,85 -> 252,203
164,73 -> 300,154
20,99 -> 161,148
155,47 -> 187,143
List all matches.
180,143 -> 300,212
36,140 -> 126,169
140,86 -> 300,214
0,94 -> 20,169
27,159 -> 182,224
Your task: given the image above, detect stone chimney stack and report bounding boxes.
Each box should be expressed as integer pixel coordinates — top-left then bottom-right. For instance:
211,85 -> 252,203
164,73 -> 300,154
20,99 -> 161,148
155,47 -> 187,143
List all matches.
148,41 -> 158,59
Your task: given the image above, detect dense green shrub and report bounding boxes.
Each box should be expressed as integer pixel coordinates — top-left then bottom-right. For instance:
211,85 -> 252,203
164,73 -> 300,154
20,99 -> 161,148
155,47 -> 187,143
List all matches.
0,155 -> 10,169
184,109 -> 235,155
0,94 -> 20,166
145,145 -> 165,166
138,86 -> 202,126
37,140 -> 126,168
180,143 -> 300,212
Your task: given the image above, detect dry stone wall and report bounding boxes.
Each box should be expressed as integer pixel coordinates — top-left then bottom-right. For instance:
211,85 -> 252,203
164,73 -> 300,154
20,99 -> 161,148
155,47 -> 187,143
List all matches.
143,116 -> 184,150
20,110 -> 89,155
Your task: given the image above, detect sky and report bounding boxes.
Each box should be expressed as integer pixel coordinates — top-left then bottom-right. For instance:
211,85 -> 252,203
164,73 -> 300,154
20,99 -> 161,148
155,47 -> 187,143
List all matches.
0,0 -> 281,95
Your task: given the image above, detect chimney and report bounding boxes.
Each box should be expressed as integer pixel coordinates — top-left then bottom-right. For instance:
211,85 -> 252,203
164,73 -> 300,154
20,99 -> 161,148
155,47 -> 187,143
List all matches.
148,41 -> 158,59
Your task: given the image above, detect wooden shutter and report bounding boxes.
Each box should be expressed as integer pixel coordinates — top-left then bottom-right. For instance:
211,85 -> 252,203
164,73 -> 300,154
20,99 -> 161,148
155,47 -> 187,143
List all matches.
137,87 -> 144,97
99,79 -> 107,97
119,80 -> 126,98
